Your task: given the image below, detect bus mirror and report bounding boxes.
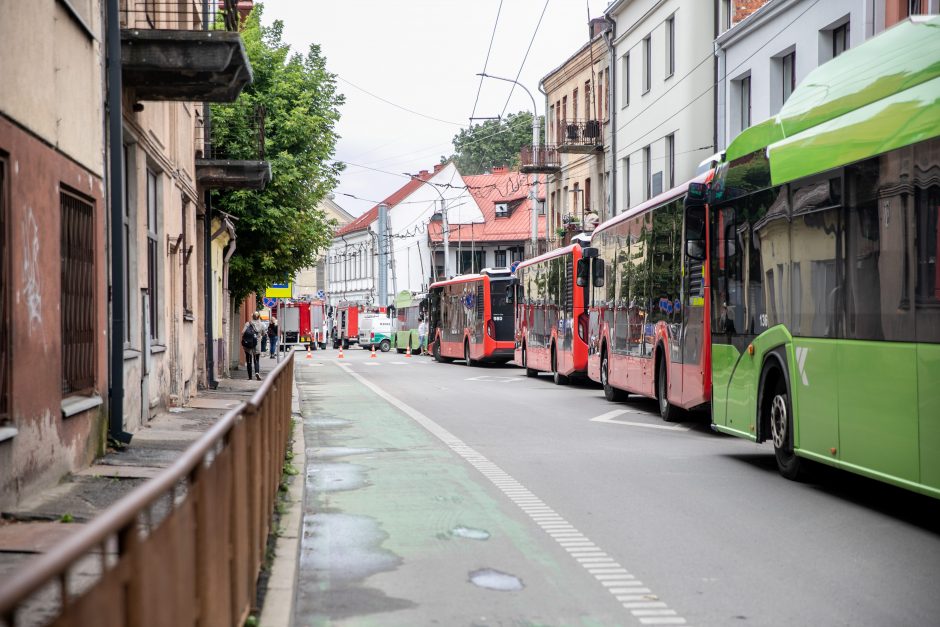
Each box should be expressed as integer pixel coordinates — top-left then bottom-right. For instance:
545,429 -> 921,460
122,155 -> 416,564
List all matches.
581,246 -> 599,259
576,259 -> 590,287
687,182 -> 706,200
686,239 -> 706,261
592,259 -> 605,288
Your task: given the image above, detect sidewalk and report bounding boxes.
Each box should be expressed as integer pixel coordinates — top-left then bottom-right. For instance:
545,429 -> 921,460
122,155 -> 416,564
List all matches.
0,352 -> 305,626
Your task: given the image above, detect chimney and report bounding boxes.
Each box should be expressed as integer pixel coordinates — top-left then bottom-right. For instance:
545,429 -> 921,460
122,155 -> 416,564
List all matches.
419,169 -> 430,178
492,166 -> 508,175
589,17 -> 608,39
433,163 -> 445,173
236,1 -> 254,23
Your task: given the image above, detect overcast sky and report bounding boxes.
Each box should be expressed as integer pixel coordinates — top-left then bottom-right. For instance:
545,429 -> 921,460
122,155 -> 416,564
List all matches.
259,0 -> 612,217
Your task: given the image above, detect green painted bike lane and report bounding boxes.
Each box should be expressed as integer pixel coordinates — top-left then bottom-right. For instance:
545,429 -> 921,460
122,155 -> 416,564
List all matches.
292,360 -> 627,627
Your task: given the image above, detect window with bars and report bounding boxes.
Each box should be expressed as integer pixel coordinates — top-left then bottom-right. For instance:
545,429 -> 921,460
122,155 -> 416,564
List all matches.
61,189 -> 96,396
0,157 -> 8,422
146,169 -> 159,340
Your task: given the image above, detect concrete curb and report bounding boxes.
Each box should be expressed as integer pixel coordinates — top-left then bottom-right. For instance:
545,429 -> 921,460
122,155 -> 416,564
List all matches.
258,370 -> 305,627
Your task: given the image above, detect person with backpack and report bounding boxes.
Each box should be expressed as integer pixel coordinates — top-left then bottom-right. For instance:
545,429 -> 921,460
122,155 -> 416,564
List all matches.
241,311 -> 265,380
267,314 -> 279,358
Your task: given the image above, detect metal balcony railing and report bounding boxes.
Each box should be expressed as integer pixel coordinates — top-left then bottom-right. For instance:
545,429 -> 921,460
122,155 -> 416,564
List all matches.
196,105 -> 266,161
120,0 -> 240,32
0,355 -> 296,627
555,119 -> 603,150
519,145 -> 561,174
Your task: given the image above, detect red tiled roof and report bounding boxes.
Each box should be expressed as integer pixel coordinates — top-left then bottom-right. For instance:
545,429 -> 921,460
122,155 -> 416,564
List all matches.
334,170 -> 434,237
428,170 -> 547,243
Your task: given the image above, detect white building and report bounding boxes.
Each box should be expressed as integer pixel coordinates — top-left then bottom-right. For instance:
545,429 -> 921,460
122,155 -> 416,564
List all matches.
326,162 -> 481,307
605,0 -> 716,216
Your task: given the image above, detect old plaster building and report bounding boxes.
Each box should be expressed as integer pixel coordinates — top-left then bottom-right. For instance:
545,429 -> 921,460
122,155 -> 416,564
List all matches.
294,194 -> 354,299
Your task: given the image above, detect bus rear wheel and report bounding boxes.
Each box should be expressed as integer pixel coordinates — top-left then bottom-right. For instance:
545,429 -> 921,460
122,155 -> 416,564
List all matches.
767,375 -> 805,480
464,341 -> 477,367
522,345 -> 537,377
601,349 -> 627,402
657,356 -> 678,422
552,347 -> 568,385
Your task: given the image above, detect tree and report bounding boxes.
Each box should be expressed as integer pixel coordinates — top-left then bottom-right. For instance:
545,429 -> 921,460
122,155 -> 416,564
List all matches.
211,5 -> 344,304
443,112 -> 543,175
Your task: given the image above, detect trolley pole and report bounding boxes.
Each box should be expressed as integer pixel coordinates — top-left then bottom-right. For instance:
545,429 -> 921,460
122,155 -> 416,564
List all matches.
378,203 -> 389,308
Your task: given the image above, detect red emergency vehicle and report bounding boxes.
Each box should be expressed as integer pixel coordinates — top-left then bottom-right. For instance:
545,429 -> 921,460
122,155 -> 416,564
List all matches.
332,302 -> 361,349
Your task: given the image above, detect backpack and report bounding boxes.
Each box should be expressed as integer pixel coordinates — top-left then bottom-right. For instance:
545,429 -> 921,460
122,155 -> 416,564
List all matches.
241,324 -> 258,350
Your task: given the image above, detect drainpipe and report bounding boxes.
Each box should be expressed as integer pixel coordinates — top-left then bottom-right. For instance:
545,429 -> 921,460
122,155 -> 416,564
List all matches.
106,0 -> 132,445
604,16 -> 617,218
203,188 -> 218,389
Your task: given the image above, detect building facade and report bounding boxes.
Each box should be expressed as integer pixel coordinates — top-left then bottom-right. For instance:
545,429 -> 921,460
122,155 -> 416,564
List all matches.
294,195 -> 354,299
606,0 -> 716,216
0,0 -> 109,508
542,18 -> 612,237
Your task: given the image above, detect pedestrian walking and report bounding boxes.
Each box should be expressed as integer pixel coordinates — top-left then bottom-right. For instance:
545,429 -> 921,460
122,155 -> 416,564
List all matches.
241,312 -> 265,380
418,317 -> 428,355
260,318 -> 269,354
267,315 -> 279,358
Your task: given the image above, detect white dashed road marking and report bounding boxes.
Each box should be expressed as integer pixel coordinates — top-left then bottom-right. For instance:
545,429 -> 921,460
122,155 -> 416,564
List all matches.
339,362 -> 689,625
590,409 -> 692,431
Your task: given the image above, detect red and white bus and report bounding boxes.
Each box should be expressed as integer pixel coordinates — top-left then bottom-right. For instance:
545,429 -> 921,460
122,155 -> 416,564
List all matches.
585,173 -> 711,420
512,242 -> 591,384
428,268 -> 515,365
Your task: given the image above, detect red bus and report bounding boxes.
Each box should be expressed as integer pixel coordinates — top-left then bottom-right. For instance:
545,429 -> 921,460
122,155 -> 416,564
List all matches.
428,268 -> 515,365
585,173 -> 710,420
512,242 -> 590,384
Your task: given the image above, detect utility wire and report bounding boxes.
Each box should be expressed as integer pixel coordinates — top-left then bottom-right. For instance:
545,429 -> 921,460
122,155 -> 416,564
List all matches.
500,0 -> 551,119
469,0 -> 504,124
337,76 -> 465,127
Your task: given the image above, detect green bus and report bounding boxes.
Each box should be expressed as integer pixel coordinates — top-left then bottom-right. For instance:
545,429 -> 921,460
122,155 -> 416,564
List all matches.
708,16 -> 940,498
391,291 -> 425,354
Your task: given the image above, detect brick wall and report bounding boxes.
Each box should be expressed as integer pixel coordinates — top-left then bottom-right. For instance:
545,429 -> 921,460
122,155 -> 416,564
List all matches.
734,0 -> 772,25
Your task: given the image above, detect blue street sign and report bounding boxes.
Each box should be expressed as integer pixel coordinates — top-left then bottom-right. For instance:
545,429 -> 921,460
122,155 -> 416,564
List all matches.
316,289 -> 325,300
263,297 -> 277,309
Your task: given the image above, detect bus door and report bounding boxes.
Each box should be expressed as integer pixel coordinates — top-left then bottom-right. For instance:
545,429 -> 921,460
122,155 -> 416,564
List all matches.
489,278 -> 514,342
681,190 -> 708,406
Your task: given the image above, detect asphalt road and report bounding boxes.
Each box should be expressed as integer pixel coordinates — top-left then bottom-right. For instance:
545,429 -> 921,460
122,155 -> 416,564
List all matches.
291,346 -> 940,627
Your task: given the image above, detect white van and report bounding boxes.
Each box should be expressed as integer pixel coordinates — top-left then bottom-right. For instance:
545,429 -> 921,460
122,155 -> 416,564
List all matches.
358,315 -> 393,352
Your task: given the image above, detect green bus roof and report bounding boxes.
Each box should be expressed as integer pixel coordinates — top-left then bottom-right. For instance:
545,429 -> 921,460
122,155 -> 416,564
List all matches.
725,16 -> 940,184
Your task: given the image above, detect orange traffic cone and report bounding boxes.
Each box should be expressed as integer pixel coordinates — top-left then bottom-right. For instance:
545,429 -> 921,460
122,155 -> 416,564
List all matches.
306,351 -> 312,359
337,345 -> 344,359
370,345 -> 377,359
406,344 -> 412,358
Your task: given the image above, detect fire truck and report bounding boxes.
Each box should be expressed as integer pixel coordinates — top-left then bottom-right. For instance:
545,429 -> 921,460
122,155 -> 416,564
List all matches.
276,300 -> 328,351
332,301 -> 360,349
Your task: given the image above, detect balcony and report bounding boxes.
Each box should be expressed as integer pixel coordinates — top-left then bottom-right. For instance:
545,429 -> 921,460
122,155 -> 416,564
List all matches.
195,105 -> 271,190
555,119 -> 603,154
121,0 -> 252,102
520,146 -> 561,174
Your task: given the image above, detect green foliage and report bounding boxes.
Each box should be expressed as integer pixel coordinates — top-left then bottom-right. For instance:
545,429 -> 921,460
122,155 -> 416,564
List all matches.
211,5 -> 344,303
443,112 -> 543,175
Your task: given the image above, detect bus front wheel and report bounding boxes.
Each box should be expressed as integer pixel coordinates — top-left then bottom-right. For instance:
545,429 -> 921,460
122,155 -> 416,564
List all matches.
433,339 -> 452,364
657,356 -> 678,422
601,349 -> 627,402
552,347 -> 568,385
767,375 -> 805,480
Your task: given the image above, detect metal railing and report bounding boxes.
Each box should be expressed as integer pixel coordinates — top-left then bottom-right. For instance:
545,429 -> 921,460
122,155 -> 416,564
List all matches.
0,354 -> 295,627
519,146 -> 561,172
555,119 -> 603,148
120,0 -> 240,32
196,105 -> 266,161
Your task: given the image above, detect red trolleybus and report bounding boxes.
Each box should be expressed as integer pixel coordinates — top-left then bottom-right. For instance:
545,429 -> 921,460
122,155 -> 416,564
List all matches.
586,173 -> 710,420
428,268 -> 515,365
512,242 -> 591,384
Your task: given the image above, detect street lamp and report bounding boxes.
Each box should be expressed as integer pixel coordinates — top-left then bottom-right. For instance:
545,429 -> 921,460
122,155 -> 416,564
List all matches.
406,173 -> 451,279
476,72 -> 540,255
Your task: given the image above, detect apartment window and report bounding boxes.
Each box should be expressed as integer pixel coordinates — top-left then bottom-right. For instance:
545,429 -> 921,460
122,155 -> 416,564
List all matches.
549,104 -> 555,140
604,68 -> 610,117
740,75 -> 752,130
643,145 -> 652,200
0,157 -> 8,423
555,101 -> 562,142
562,96 -> 568,123
622,53 -> 630,107
782,51 -> 796,104
722,0 -> 731,31
61,189 -> 96,396
622,157 -> 630,210
573,183 -> 581,219
832,22 -> 849,58
584,81 -> 592,120
643,35 -> 652,93
181,199 -> 192,315
585,177 -> 592,213
665,16 -> 675,78
146,169 -> 159,340
597,73 -> 604,120
665,134 -> 675,189
573,88 -> 579,120
495,250 -> 507,267
122,146 -> 132,341
563,185 -> 569,216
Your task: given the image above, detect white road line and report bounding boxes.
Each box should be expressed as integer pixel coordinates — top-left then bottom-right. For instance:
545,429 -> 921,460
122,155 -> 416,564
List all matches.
337,361 -> 689,624
589,410 -> 692,431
